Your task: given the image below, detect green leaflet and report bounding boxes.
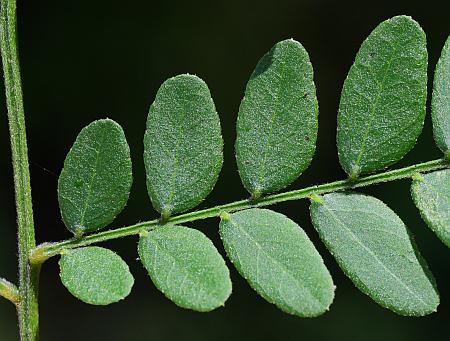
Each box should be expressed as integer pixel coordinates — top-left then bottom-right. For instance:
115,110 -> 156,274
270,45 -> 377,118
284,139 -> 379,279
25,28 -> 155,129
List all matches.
144,74 -> 223,217
337,16 -> 428,178
58,119 -> 133,236
432,36 -> 450,157
59,247 -> 134,305
0,278 -> 19,305
235,39 -> 318,197
138,225 -> 232,312
411,170 -> 450,247
219,208 -> 334,317
310,192 -> 439,316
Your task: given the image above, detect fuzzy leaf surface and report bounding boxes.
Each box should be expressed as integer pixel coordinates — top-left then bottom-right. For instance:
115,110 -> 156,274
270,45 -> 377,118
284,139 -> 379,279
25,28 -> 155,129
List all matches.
432,36 -> 450,155
144,74 -> 223,216
337,16 -> 427,177
310,192 -> 439,316
412,170 -> 450,247
219,208 -> 334,317
138,225 -> 231,312
59,246 -> 134,305
58,119 -> 132,235
235,39 -> 318,196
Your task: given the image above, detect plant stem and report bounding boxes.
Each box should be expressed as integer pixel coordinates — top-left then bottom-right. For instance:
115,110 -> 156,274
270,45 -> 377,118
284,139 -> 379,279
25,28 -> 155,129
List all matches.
31,158 -> 449,263
0,0 -> 40,340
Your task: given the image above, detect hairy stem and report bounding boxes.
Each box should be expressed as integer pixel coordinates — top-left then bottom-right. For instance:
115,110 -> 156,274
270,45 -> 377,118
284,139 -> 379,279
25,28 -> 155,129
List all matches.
31,158 -> 449,263
0,0 -> 40,340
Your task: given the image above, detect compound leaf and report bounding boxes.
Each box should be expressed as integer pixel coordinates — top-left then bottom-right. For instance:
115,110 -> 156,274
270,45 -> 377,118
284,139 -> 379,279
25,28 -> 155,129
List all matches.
337,16 -> 427,178
219,208 -> 334,317
58,119 -> 133,236
431,36 -> 450,156
59,246 -> 134,305
144,74 -> 223,217
138,225 -> 232,312
310,192 -> 439,316
411,170 -> 450,247
235,39 -> 318,197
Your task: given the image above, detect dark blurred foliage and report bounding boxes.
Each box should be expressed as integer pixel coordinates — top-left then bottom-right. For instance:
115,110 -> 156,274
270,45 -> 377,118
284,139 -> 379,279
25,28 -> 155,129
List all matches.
0,0 -> 449,340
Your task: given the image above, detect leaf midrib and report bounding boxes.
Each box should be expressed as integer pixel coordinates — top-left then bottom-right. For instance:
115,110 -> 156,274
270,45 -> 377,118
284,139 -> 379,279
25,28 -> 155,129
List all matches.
353,44 -> 399,171
164,109 -> 187,212
79,130 -> 105,228
255,60 -> 291,192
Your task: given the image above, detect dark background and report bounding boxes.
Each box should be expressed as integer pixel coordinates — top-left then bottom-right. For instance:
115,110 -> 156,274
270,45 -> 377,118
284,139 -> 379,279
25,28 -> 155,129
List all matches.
1,0 -> 449,340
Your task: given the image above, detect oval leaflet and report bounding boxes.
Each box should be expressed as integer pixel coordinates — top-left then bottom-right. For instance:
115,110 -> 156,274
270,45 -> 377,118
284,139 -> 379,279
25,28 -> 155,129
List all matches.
59,246 -> 134,305
220,208 -> 334,317
144,74 -> 223,217
235,39 -> 318,197
138,225 -> 232,312
431,36 -> 450,157
411,170 -> 450,248
337,16 -> 428,177
310,192 -> 439,316
58,119 -> 133,236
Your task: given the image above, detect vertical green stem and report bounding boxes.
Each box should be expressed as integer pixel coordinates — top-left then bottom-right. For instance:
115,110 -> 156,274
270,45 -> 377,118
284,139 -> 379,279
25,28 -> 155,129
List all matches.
0,0 -> 40,340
